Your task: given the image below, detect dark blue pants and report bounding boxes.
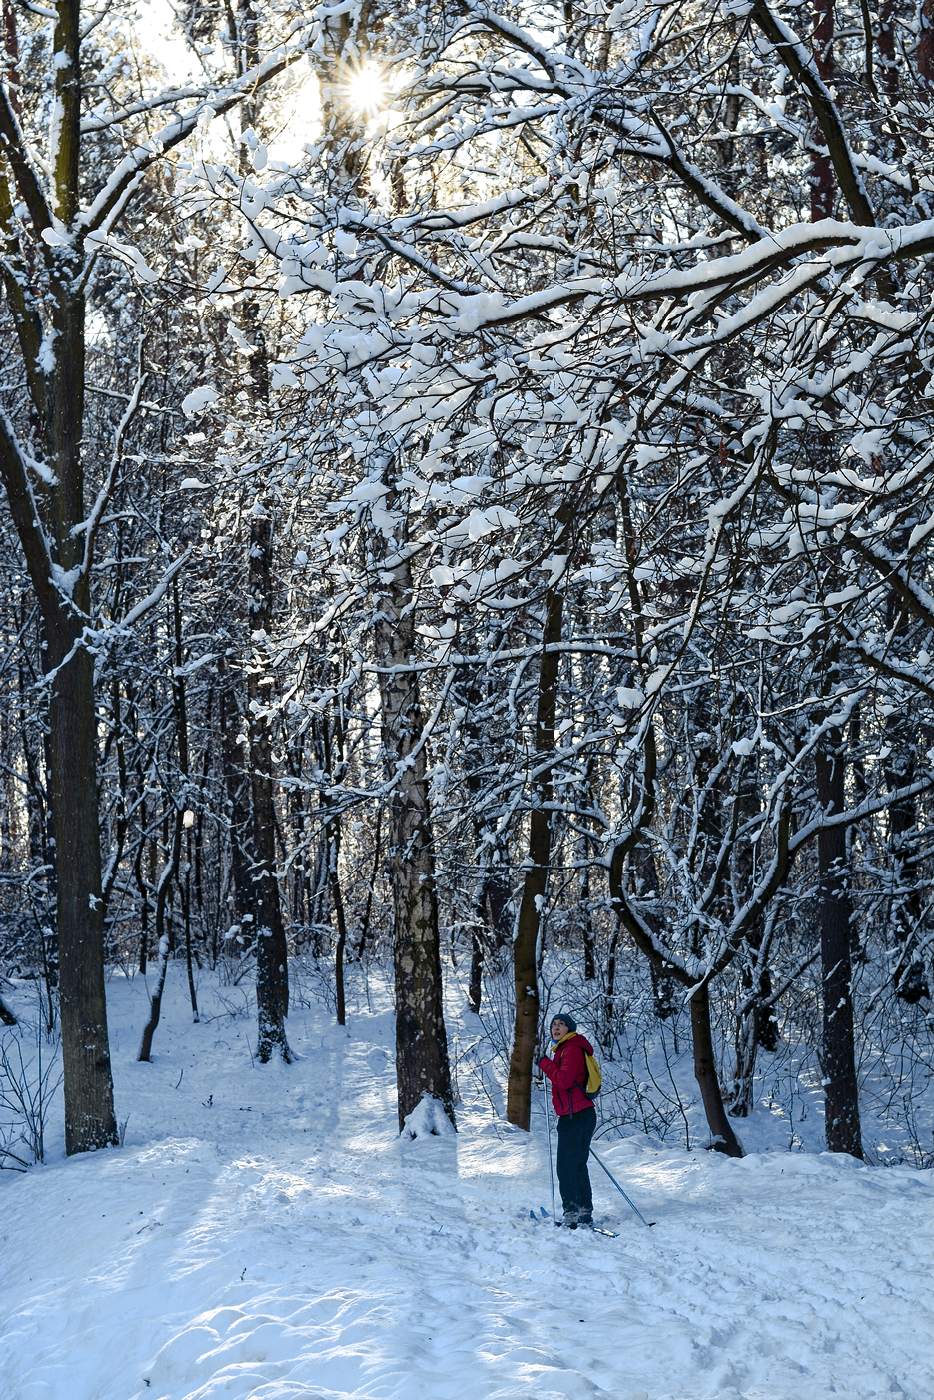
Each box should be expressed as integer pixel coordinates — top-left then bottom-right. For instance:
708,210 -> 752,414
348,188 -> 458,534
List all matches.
556,1106 -> 596,1212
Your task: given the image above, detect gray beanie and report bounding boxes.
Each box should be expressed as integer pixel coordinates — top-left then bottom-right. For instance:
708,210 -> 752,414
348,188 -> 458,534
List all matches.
552,1011 -> 577,1032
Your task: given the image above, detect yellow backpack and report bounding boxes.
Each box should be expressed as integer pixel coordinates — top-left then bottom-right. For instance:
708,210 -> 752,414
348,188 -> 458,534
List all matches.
583,1050 -> 602,1099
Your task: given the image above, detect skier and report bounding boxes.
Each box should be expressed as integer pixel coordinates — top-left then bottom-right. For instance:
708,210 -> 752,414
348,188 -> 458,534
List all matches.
539,1013 -> 597,1229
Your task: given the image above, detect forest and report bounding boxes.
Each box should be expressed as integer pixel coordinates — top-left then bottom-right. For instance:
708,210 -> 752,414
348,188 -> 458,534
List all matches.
1,1 -> 933,1395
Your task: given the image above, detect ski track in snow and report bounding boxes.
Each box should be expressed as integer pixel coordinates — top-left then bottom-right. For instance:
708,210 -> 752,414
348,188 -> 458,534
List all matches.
1,975 -> 931,1400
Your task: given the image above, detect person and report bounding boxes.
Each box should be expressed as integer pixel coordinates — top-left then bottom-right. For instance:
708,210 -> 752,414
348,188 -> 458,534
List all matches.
538,1012 -> 597,1228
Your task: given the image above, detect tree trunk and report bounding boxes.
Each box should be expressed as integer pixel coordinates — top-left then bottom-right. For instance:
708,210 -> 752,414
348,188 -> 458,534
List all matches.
375,548 -> 455,1131
231,10 -> 289,1048
918,0 -> 934,80
137,790 -> 184,1062
137,930 -> 172,1064
10,0 -> 122,1152
815,729 -> 864,1158
729,780 -> 779,1115
689,981 -> 743,1157
218,663 -> 253,953
455,642 -> 512,1017
183,834 -> 199,1021
810,0 -> 836,221
650,958 -> 678,1021
730,952 -> 779,1117
355,806 -> 382,960
506,586 -> 563,1130
604,924 -> 622,1047
803,8 -> 863,1152
46,618 -> 118,1152
882,598 -> 929,1003
468,853 -> 510,1013
319,710 -> 350,1024
467,924 -> 485,1016
333,853 -> 348,1027
580,862 -> 595,981
171,582 -> 199,1022
886,760 -> 929,1003
730,1004 -> 759,1120
876,1 -> 899,104
247,502 -> 291,1063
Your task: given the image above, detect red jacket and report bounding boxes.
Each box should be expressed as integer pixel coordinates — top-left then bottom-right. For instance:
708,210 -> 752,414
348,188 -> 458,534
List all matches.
539,1032 -> 595,1116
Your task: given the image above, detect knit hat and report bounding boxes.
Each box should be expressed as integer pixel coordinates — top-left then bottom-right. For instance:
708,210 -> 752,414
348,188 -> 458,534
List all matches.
551,1011 -> 577,1032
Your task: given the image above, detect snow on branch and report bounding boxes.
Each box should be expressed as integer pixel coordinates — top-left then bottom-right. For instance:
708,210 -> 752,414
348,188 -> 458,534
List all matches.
80,27 -> 315,239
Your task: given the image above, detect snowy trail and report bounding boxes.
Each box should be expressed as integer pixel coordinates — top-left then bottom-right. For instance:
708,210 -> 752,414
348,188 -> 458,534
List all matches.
2,976 -> 932,1400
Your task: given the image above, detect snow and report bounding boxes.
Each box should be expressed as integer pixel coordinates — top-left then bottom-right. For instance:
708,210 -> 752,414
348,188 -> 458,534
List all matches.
2,971 -> 932,1400
49,563 -> 81,599
615,686 -> 645,709
464,505 -> 522,541
181,387 -> 220,418
731,735 -> 758,757
334,230 -> 359,258
400,1094 -> 457,1140
37,330 -> 58,376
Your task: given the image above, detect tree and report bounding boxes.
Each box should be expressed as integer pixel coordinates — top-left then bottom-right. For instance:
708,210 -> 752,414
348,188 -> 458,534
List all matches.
0,0 -> 310,1151
178,0 -> 934,1150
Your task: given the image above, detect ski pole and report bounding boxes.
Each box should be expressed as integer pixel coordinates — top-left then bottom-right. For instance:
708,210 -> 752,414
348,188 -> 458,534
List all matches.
589,1148 -> 656,1228
543,1083 -> 557,1220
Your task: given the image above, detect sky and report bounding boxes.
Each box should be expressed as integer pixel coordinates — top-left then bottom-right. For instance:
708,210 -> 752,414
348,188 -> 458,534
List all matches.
129,1 -> 386,166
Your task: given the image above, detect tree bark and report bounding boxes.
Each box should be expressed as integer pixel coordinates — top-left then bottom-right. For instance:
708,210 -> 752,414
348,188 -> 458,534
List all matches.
689,982 -> 743,1156
810,0 -> 837,217
332,835 -> 349,1027
0,0 -> 122,1156
885,756 -> 929,1003
46,618 -> 118,1152
355,806 -> 382,961
729,779 -> 779,1115
43,175 -> 119,1146
802,2 -> 863,1158
218,661 -> 254,952
882,596 -> 928,1003
375,548 -> 455,1131
467,922 -> 485,1016
730,958 -> 778,1118
918,0 -> 934,80
458,655 -> 511,1015
815,728 -> 864,1158
137,930 -> 172,1065
247,502 -> 291,1063
137,784 -> 184,1063
506,586 -> 563,1130
319,708 -> 350,1024
169,581 -> 199,1022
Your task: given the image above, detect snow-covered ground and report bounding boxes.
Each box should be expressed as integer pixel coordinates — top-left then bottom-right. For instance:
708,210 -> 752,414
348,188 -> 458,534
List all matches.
2,969 -> 932,1400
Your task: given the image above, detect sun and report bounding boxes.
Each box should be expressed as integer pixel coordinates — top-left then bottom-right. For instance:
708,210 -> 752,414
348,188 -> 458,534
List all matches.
344,61 -> 387,116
